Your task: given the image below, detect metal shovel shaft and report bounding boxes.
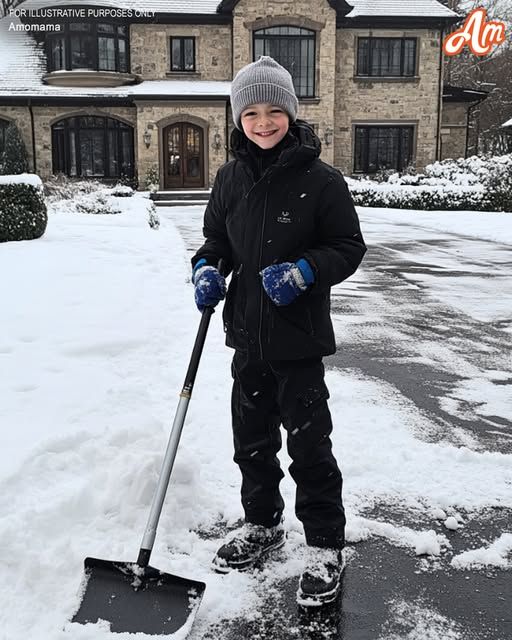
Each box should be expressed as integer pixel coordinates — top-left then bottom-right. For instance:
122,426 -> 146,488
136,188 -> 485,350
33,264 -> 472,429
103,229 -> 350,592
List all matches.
137,305 -> 215,567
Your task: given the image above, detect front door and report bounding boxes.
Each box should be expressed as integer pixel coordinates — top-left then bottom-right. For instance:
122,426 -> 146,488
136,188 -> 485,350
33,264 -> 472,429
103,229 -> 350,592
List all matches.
164,122 -> 204,189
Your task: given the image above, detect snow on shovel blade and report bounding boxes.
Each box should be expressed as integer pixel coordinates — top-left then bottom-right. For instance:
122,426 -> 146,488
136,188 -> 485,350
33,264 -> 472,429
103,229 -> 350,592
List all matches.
72,557 -> 206,636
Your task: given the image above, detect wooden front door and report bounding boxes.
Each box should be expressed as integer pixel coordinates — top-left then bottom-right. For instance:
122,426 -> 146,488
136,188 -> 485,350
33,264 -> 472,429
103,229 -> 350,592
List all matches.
164,122 -> 204,189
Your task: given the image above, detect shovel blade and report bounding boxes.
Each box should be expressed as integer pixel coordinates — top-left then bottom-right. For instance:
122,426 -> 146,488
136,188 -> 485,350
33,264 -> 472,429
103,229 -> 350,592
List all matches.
72,557 -> 205,636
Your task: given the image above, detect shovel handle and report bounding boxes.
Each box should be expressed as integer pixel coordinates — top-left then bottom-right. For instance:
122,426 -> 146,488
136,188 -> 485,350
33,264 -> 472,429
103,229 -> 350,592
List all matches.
137,259 -> 226,568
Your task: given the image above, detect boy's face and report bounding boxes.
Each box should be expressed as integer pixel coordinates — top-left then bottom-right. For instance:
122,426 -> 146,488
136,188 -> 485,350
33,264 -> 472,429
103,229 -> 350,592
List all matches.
240,103 -> 290,149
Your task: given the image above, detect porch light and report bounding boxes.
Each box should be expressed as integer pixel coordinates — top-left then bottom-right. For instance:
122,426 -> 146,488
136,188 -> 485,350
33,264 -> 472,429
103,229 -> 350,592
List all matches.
212,129 -> 222,151
324,127 -> 333,146
143,128 -> 152,148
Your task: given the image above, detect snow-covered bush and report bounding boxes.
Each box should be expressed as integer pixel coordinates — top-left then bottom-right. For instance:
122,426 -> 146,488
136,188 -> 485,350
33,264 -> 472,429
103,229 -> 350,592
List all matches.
75,192 -> 121,215
0,175 -> 47,242
109,184 -> 134,197
147,202 -> 160,229
45,175 -> 105,201
349,154 -> 512,212
0,123 -> 29,175
144,165 -> 159,192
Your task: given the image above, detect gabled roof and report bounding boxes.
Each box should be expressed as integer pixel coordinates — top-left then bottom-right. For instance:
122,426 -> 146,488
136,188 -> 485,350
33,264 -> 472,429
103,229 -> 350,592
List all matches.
345,0 -> 459,19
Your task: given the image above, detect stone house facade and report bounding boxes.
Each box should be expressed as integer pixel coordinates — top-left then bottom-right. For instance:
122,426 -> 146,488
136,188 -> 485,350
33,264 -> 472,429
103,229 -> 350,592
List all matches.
0,0 -> 478,190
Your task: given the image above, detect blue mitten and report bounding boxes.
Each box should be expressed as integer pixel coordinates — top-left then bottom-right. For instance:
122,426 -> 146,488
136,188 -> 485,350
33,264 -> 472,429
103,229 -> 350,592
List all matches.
260,258 -> 315,306
193,262 -> 226,311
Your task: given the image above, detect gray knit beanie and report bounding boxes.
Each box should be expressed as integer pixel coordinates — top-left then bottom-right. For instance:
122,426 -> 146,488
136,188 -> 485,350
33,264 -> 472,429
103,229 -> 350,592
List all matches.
231,56 -> 299,130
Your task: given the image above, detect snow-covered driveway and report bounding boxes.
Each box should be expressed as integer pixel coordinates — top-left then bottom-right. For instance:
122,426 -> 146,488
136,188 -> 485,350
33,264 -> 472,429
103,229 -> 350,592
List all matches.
1,197 -> 510,640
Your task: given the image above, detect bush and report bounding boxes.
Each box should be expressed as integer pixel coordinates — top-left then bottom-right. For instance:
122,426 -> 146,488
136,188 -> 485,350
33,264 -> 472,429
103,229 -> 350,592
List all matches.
44,175 -> 105,201
349,154 -> 512,212
144,165 -> 159,192
0,124 -> 29,175
0,180 -> 47,242
75,192 -> 121,215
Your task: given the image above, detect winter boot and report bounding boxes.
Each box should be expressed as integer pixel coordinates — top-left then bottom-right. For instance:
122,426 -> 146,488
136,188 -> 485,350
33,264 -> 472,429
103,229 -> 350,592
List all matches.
296,546 -> 345,606
212,521 -> 286,573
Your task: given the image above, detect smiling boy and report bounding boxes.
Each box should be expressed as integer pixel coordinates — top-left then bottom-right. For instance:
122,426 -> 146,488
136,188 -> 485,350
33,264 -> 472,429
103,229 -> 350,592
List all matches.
191,56 -> 367,605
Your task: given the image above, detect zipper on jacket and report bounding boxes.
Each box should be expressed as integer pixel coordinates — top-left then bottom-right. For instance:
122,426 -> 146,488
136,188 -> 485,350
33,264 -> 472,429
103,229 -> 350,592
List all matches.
258,188 -> 269,359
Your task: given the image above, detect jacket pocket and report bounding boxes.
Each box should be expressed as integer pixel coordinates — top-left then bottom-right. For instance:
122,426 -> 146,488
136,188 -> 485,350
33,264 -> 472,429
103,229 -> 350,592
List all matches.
272,300 -> 314,336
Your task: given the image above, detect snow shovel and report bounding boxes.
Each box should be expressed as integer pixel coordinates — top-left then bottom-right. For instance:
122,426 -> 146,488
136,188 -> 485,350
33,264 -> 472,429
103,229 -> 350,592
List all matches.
72,287 -> 223,636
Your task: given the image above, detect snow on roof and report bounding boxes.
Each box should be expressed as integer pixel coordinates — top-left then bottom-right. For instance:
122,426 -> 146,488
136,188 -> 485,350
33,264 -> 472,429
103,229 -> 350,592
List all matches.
345,0 -> 459,19
14,0 -> 220,15
502,118 -> 512,128
0,17 -> 230,99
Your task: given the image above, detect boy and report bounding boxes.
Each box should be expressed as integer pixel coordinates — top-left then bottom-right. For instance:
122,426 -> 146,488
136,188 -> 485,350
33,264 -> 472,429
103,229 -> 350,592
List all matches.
191,56 -> 366,605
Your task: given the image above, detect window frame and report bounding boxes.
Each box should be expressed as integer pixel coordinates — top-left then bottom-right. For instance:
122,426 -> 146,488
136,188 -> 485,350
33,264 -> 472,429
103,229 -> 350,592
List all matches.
356,37 -> 417,78
353,125 -> 415,174
0,118 -> 9,157
253,26 -> 316,98
51,116 -> 134,180
46,22 -> 130,73
169,36 -> 196,73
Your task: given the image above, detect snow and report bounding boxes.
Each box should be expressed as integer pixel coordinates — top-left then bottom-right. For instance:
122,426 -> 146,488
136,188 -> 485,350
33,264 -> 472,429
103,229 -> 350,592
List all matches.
1,192 -> 511,638
0,172 -> 43,188
451,533 -> 512,570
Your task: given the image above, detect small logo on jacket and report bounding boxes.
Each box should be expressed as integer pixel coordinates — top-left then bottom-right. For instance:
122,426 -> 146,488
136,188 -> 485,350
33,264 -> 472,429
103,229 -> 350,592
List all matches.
277,210 -> 292,224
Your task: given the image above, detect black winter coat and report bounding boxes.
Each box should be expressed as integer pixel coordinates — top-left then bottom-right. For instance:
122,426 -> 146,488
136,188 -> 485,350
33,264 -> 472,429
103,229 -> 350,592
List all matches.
192,120 -> 367,360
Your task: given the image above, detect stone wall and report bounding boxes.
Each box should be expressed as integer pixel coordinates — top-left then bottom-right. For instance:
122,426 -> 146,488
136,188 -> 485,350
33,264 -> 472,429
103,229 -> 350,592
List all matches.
334,28 -> 443,174
131,24 -> 232,81
441,102 -> 468,160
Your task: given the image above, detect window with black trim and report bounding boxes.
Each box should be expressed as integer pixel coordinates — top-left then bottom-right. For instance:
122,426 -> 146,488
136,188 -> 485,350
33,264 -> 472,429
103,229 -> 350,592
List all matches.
254,26 -> 315,98
170,37 -> 196,72
47,23 -> 129,72
51,116 -> 134,179
354,126 -> 414,173
0,118 -> 8,156
357,38 -> 417,77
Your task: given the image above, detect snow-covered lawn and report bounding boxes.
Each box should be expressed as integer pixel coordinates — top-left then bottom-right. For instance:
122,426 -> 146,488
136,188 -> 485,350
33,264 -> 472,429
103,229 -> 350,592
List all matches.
1,193 -> 511,639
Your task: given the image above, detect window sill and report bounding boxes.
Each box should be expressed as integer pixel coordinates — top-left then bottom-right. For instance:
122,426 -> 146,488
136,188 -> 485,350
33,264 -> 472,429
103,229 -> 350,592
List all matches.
166,71 -> 201,78
353,76 -> 420,83
298,97 -> 321,105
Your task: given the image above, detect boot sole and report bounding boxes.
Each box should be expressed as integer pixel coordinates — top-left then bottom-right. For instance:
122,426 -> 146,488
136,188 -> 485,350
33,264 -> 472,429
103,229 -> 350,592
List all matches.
211,536 -> 286,574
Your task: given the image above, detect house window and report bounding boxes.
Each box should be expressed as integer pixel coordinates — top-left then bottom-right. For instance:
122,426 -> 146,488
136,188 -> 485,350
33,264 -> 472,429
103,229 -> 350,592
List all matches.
170,37 -> 196,72
254,26 -> 315,98
357,38 -> 417,77
354,126 -> 414,173
47,23 -> 129,72
0,118 -> 8,156
51,116 -> 134,179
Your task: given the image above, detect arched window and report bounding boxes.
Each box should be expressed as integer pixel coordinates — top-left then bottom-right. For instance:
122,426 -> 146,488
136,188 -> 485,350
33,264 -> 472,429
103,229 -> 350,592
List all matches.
47,23 -> 129,72
51,116 -> 134,180
0,118 -> 9,156
253,26 -> 316,98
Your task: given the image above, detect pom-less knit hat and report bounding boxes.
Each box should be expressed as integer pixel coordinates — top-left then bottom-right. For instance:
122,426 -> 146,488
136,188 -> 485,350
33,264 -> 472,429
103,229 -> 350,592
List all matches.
231,56 -> 299,130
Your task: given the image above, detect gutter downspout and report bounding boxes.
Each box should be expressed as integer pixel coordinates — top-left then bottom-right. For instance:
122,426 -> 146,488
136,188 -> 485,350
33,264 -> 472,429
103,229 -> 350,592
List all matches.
28,98 -> 37,173
435,23 -> 445,161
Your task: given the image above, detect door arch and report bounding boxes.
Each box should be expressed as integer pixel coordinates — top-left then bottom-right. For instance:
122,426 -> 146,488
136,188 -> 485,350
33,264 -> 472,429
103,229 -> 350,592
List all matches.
163,122 -> 204,189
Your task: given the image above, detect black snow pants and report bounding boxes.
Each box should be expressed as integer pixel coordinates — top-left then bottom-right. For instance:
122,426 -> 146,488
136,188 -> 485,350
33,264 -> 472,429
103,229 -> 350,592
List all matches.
231,350 -> 345,549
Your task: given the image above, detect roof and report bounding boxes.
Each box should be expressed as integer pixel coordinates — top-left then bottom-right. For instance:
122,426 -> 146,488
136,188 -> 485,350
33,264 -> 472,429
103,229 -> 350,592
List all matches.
344,0 -> 459,19
502,118 -> 512,129
442,84 -> 490,103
